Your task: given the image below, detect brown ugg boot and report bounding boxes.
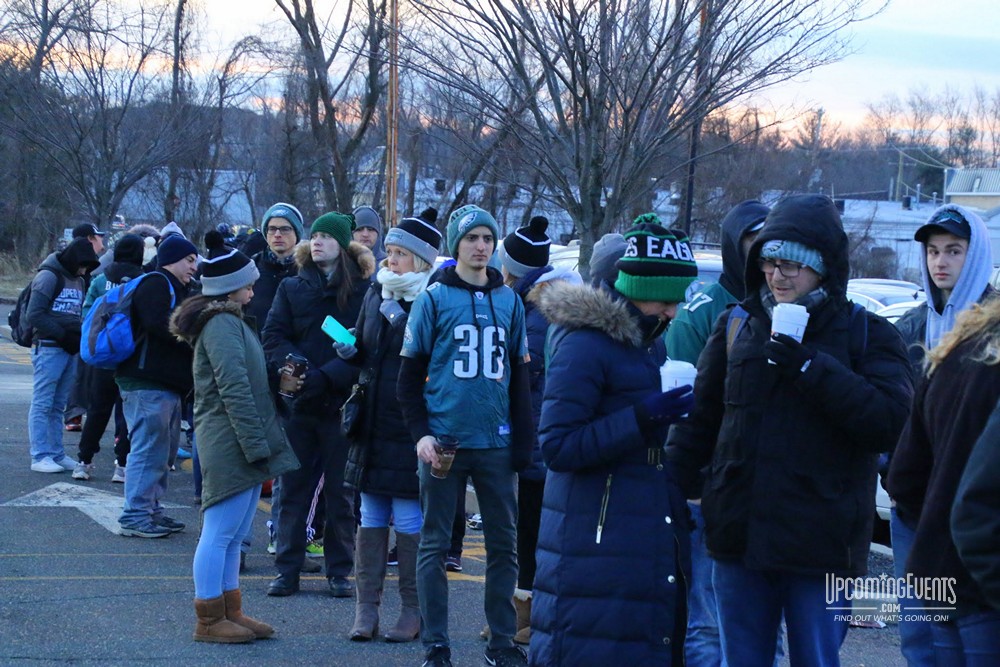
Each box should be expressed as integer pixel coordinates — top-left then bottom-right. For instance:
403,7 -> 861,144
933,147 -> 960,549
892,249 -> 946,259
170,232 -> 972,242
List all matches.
349,527 -> 388,641
513,588 -> 532,645
223,588 -> 274,639
193,596 -> 255,643
384,531 -> 421,642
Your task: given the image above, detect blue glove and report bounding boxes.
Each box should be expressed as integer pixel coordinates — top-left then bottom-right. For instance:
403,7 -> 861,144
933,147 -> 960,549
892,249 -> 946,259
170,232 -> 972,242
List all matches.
332,341 -> 358,360
634,385 -> 695,427
379,300 -> 407,328
297,369 -> 328,401
764,333 -> 816,377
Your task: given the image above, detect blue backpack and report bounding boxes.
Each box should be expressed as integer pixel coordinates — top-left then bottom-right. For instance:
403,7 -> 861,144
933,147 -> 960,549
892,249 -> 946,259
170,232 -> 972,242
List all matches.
81,273 -> 175,369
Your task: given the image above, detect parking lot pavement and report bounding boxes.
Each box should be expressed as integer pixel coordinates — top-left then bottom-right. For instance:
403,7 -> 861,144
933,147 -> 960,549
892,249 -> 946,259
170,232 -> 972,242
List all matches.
0,334 -> 906,665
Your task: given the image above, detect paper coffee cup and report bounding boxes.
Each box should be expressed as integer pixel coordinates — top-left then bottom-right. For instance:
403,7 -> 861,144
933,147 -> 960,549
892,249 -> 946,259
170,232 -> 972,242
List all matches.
771,303 -> 809,343
660,360 -> 697,392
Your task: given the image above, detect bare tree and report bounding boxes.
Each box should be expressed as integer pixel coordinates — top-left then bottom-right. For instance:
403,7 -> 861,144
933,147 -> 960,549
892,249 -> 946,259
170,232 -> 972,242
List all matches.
273,0 -> 388,213
407,0 -> 884,274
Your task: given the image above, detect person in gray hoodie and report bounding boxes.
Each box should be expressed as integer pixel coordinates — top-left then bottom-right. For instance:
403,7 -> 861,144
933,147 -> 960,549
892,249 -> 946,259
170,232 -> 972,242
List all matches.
353,206 -> 387,263
26,237 -> 100,473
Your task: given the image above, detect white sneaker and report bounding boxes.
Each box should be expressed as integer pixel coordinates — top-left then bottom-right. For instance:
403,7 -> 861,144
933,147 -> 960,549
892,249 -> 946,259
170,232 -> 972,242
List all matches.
56,456 -> 77,471
31,457 -> 65,473
111,464 -> 126,483
72,462 -> 94,480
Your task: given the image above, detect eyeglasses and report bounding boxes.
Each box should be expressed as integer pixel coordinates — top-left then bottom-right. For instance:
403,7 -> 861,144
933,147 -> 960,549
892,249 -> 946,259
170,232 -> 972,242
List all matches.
758,258 -> 807,278
267,225 -> 295,236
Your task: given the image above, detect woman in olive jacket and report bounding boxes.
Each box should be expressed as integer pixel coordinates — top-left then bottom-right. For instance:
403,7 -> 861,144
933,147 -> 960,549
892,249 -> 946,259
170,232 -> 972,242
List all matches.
171,233 -> 299,644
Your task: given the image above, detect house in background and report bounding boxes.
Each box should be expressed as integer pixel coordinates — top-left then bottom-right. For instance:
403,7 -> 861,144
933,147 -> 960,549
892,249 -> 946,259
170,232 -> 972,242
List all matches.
945,168 -> 1000,211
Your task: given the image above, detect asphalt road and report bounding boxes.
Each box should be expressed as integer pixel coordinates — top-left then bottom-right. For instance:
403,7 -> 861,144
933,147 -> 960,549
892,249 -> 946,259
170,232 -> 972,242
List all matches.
0,320 -> 906,666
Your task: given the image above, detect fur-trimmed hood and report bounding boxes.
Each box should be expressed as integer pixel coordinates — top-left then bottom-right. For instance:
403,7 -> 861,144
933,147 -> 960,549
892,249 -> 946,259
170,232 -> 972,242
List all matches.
170,297 -> 245,344
293,239 -> 376,281
537,282 -> 644,347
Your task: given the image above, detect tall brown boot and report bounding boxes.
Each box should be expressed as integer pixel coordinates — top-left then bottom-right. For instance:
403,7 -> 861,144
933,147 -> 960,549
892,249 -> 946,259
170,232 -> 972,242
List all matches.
384,531 -> 421,642
193,596 -> 255,643
223,588 -> 274,639
513,588 -> 532,645
349,526 -> 388,641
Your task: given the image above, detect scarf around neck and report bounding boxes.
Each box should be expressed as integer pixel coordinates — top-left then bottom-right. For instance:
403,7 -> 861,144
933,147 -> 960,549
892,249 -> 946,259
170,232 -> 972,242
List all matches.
378,266 -> 431,302
759,284 -> 829,320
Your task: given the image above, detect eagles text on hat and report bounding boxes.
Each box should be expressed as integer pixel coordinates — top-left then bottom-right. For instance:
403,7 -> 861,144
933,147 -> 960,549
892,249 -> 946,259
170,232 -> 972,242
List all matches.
622,234 -> 694,262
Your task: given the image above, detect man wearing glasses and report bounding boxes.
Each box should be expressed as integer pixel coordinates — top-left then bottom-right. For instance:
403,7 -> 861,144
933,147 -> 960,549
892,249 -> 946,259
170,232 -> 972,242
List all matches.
666,194 -> 913,666
247,203 -> 305,335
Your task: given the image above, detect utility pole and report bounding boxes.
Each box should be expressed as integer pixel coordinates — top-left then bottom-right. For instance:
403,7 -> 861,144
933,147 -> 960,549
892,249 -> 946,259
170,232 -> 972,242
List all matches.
681,0 -> 711,235
385,0 -> 399,226
894,150 -> 904,202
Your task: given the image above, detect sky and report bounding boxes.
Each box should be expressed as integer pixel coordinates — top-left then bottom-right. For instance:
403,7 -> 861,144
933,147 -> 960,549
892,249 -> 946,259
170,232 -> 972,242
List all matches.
205,0 -> 1000,130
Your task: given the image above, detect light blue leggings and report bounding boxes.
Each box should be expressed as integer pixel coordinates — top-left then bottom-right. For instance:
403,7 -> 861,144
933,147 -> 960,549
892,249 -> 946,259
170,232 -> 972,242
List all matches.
193,485 -> 261,599
360,492 -> 422,534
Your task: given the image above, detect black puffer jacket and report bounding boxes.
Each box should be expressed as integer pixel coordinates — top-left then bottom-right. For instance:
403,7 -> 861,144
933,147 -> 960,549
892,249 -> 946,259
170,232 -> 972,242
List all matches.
261,241 -> 376,415
666,194 -> 913,577
341,280 -> 420,498
245,249 -> 298,336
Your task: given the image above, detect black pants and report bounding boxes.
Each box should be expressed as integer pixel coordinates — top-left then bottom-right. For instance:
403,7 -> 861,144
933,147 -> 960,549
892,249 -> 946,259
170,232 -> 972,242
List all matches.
275,412 -> 355,579
77,367 -> 129,465
516,477 -> 545,590
450,490 -> 466,556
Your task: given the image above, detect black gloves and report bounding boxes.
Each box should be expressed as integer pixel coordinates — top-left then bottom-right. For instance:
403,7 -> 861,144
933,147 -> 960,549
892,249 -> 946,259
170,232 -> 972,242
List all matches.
296,369 -> 329,401
634,385 -> 695,427
764,333 -> 816,378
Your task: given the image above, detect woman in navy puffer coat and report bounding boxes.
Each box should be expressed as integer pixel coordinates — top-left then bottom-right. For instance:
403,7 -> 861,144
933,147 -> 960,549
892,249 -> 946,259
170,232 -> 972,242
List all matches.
530,281 -> 692,666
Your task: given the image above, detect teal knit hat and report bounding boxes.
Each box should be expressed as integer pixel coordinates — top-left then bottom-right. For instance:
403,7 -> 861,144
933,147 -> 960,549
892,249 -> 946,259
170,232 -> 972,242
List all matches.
310,212 -> 355,251
759,239 -> 826,277
446,205 -> 500,257
614,213 -> 698,303
262,202 -> 304,241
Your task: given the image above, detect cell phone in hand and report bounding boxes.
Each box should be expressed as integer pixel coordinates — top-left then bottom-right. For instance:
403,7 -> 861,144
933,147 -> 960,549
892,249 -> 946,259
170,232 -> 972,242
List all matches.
321,315 -> 356,346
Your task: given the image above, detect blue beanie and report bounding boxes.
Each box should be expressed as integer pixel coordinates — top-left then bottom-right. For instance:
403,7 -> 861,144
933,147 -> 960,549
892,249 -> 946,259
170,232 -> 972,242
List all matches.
446,206 -> 500,257
262,202 -> 305,242
759,239 -> 826,277
157,234 -> 198,267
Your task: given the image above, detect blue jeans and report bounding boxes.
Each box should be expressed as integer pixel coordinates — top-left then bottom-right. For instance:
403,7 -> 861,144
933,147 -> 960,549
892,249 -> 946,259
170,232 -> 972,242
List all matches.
29,345 -> 76,463
930,610 -> 1000,666
418,447 -> 517,650
686,502 -> 725,667
360,492 -> 422,534
713,560 -> 847,667
119,388 -> 181,528
193,486 -> 261,598
892,508 -> 935,667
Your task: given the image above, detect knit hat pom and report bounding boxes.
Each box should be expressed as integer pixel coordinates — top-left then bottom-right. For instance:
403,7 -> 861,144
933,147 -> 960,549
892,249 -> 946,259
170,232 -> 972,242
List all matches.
204,229 -> 229,256
613,213 -> 698,303
418,207 -> 439,225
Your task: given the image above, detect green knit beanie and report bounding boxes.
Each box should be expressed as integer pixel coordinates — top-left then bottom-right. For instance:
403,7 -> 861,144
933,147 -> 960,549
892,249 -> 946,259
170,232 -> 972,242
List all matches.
614,213 -> 698,303
310,212 -> 355,251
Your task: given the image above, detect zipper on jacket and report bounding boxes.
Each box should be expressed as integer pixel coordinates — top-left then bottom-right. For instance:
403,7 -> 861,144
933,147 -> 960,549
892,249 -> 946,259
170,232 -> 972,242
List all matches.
596,474 -> 613,544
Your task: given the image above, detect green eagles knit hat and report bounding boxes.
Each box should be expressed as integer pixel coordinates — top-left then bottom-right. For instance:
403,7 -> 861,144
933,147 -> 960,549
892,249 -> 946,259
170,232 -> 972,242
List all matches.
310,211 -> 355,251
759,239 -> 826,277
614,213 -> 698,303
446,205 -> 500,257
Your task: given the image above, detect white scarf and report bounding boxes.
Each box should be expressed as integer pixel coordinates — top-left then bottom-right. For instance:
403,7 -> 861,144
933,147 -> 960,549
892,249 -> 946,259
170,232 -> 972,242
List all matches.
377,266 -> 431,302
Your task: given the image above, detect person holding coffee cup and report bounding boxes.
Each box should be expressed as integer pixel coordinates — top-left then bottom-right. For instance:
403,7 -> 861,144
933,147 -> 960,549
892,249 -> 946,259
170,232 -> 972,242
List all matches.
666,194 -> 913,666
530,214 -> 697,666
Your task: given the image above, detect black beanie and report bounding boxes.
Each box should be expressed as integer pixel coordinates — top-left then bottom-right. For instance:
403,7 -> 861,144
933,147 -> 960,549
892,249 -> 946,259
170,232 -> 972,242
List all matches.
200,230 -> 260,296
113,233 -> 145,267
500,215 -> 551,277
614,213 -> 698,303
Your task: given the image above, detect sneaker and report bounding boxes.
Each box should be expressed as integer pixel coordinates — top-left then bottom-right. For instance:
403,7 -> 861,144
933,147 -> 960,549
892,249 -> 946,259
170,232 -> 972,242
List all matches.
154,515 -> 186,533
423,644 -> 453,667
306,539 -> 324,558
64,416 -> 82,432
72,461 -> 94,480
386,545 -> 398,566
176,447 -> 192,460
120,523 -> 171,538
445,554 -> 463,572
30,457 -> 65,473
484,646 -> 528,666
111,464 -> 126,483
467,513 -> 483,530
56,456 -> 78,471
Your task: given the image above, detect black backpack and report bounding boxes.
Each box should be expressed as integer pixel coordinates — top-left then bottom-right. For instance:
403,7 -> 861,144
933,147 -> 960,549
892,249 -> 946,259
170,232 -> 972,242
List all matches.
8,268 -> 64,347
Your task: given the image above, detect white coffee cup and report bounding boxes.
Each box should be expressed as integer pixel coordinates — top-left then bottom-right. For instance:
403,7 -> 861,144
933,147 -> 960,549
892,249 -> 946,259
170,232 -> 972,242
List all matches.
771,302 -> 810,342
661,360 -> 697,392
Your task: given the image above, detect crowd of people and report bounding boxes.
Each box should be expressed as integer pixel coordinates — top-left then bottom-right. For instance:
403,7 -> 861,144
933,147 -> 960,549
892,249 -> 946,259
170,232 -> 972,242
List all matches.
19,194 -> 1000,666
